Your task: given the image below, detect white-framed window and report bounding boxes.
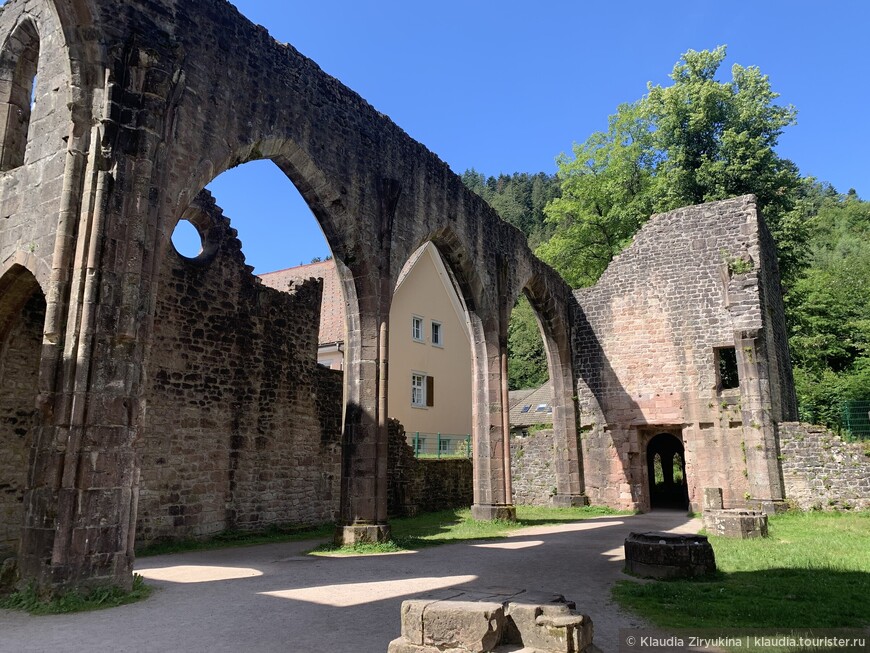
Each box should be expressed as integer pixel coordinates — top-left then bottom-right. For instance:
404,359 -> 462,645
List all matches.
411,373 -> 426,407
411,373 -> 435,407
431,320 -> 443,347
411,315 -> 424,342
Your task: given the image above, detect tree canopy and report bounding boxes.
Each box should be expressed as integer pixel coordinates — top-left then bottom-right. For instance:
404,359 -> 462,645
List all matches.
463,47 -> 869,424
537,46 -> 805,287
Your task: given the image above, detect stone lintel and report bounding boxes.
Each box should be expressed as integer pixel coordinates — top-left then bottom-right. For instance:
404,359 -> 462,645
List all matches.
471,504 -> 517,522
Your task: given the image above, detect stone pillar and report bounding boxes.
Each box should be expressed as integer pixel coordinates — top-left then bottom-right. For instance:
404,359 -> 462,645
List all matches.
335,294 -> 391,545
549,347 -> 587,508
19,45 -> 190,591
471,319 -> 515,521
736,330 -> 786,509
335,173 -> 400,545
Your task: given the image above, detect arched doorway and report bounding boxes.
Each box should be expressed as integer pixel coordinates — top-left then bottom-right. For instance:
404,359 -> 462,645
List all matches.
646,432 -> 689,510
0,265 -> 45,577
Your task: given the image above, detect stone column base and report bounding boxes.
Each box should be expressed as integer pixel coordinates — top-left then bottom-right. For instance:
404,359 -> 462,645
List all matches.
471,504 -> 516,521
335,522 -> 391,546
550,494 -> 590,508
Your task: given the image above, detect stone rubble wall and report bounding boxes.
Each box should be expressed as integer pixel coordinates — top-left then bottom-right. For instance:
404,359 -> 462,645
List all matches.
135,192 -> 343,545
779,422 -> 870,511
387,419 -> 472,517
510,429 -> 558,506
0,290 -> 44,558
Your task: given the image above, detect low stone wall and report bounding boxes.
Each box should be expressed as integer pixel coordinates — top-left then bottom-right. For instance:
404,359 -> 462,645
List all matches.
388,420 -> 472,516
779,422 -> 870,511
511,428 -> 558,506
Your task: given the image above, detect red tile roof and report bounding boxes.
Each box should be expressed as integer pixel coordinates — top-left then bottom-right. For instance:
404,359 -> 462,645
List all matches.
259,260 -> 345,345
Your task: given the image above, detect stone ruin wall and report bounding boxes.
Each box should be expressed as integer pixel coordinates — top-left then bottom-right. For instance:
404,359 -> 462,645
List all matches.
135,193 -> 343,546
387,419 -> 472,517
510,429 -> 559,506
0,290 -> 44,558
779,423 -> 870,511
573,196 -> 792,511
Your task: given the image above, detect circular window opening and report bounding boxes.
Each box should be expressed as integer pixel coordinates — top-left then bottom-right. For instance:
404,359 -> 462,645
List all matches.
171,218 -> 204,259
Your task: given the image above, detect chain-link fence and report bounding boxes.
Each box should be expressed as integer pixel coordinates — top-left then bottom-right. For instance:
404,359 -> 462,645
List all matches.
406,432 -> 471,458
841,400 -> 870,440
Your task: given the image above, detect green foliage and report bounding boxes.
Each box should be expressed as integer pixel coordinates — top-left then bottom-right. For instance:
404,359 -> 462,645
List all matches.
538,45 -> 803,287
0,574 -> 152,615
787,190 -> 870,428
461,169 -> 561,248
613,511 -> 870,635
507,295 -> 548,390
537,100 -> 657,287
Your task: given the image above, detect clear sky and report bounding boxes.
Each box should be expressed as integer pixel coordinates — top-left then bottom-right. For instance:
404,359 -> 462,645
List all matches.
150,2 -> 870,271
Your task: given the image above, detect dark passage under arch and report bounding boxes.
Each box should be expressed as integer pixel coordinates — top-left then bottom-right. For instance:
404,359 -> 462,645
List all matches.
646,432 -> 689,510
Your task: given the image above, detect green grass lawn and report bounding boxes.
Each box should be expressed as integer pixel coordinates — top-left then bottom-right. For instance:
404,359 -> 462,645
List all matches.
312,505 -> 627,554
613,511 -> 870,649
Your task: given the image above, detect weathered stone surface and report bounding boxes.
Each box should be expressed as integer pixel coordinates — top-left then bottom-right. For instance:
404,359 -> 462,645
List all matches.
504,601 -> 593,653
779,422 -> 870,511
388,420 -> 473,517
624,532 -> 716,579
471,505 -> 517,521
421,600 -> 505,651
135,191 -> 343,546
393,592 -> 597,653
703,509 -> 768,538
702,487 -> 724,511
574,197 -> 797,513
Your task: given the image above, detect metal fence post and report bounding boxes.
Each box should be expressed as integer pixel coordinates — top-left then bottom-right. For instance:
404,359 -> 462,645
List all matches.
437,433 -> 442,459
414,431 -> 420,456
466,434 -> 471,459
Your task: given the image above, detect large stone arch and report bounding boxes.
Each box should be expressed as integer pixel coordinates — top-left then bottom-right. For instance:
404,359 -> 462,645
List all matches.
1,0 -> 583,590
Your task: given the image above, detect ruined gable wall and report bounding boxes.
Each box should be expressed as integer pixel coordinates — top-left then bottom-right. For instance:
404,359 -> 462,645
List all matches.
0,290 -> 44,558
574,196 -> 784,510
136,194 -> 342,545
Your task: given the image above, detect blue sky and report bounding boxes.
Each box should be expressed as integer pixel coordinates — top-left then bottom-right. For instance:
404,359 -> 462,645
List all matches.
167,2 -> 869,270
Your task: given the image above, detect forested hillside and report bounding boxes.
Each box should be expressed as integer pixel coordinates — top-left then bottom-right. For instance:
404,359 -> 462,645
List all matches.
463,46 -> 869,431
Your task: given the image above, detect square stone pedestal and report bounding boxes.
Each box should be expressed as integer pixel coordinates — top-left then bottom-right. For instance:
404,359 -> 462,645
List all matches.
471,504 -> 517,521
335,523 -> 391,546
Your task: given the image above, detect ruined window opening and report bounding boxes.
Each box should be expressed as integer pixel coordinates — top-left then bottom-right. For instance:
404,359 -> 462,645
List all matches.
171,218 -> 204,259
715,346 -> 739,390
411,316 -> 424,342
0,20 -> 40,171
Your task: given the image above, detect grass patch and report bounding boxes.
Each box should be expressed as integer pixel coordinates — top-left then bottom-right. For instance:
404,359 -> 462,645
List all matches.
312,505 -> 628,554
0,573 -> 152,615
136,522 -> 334,557
613,511 -> 870,639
